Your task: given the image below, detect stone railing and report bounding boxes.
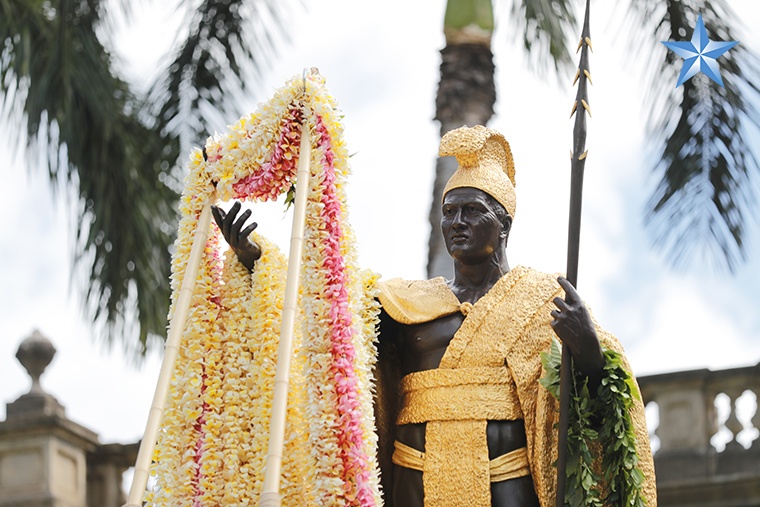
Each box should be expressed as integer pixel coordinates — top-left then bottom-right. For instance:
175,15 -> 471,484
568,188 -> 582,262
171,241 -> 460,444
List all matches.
638,364 -> 760,507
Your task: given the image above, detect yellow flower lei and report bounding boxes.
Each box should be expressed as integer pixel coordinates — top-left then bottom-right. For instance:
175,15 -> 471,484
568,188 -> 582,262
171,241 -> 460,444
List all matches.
149,73 -> 382,507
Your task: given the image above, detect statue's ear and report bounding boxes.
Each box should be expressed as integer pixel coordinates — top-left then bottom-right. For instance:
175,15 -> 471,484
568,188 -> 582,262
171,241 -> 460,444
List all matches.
501,215 -> 513,239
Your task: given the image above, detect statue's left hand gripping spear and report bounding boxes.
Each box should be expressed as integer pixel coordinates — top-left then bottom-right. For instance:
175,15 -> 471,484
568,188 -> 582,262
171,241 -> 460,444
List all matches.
556,0 -> 592,505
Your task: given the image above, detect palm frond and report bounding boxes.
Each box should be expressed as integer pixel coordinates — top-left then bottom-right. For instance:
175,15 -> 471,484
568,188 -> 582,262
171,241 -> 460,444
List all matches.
0,1 -> 47,156
1,0 -> 178,354
2,0 -> 298,356
625,0 -> 760,271
502,0 -> 577,76
147,0 -> 293,154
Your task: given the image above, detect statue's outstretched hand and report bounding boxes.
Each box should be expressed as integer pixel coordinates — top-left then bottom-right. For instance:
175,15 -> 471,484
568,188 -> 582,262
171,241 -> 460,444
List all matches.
211,201 -> 261,272
550,276 -> 605,387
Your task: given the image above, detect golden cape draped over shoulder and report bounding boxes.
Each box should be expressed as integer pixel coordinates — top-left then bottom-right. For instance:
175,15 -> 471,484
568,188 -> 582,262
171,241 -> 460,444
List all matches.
376,265 -> 656,507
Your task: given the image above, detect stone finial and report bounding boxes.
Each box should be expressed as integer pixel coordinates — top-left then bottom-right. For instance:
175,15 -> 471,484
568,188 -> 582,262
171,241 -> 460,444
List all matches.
6,330 -> 65,419
16,329 -> 57,394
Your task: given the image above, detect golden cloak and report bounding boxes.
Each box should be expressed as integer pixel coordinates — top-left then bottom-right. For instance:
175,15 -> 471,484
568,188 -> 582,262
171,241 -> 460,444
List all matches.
375,265 -> 656,507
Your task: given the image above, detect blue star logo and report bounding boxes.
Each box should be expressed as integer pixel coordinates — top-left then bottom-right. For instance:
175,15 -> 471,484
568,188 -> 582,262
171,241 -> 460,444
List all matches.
662,15 -> 738,88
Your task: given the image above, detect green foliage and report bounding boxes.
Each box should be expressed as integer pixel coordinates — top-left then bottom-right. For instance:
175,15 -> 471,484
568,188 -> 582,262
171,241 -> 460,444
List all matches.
541,338 -> 647,507
147,0 -> 292,157
623,0 -> 760,271
284,184 -> 296,209
0,0 -> 289,356
4,0 -> 760,355
596,350 -> 645,507
507,0 -> 577,75
0,0 -> 178,354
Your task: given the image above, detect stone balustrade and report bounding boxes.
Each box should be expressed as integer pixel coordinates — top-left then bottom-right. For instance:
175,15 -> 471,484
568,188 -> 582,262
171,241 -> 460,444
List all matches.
638,364 -> 760,506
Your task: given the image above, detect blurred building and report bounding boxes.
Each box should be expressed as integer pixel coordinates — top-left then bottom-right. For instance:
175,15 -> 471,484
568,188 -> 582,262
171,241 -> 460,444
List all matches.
640,365 -> 760,506
1,331 -> 758,506
0,331 -> 136,507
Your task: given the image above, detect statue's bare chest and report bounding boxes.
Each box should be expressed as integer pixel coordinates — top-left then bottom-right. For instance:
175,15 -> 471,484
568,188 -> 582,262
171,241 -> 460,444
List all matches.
399,312 -> 465,374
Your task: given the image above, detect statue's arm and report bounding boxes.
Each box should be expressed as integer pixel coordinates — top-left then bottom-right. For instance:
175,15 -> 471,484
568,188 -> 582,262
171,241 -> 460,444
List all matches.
211,201 -> 262,272
549,276 -> 605,392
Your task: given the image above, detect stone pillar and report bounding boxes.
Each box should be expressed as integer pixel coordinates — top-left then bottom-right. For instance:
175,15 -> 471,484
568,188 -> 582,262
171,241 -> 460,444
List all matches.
654,378 -> 713,454
0,330 -> 98,507
86,442 -> 139,507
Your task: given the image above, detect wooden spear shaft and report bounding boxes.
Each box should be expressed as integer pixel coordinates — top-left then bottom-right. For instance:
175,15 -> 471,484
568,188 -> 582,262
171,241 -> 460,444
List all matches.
124,192 -> 216,507
259,121 -> 312,507
556,0 -> 592,505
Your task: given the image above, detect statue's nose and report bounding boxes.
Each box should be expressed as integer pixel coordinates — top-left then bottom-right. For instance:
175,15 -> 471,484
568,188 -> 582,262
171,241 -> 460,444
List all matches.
452,211 -> 467,229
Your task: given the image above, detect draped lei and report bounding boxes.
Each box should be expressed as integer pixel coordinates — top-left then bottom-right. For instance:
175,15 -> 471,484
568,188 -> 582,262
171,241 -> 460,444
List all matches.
147,72 -> 383,507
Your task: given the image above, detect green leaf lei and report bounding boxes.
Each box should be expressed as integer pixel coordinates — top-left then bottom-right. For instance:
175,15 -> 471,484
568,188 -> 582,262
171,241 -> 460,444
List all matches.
540,338 -> 647,507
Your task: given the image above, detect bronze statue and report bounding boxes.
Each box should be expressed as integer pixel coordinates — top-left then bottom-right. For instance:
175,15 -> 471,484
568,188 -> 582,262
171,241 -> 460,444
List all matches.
212,125 -> 654,507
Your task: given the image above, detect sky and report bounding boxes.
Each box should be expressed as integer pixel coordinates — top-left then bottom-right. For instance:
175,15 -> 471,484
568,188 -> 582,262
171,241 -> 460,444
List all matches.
1,0 -> 759,454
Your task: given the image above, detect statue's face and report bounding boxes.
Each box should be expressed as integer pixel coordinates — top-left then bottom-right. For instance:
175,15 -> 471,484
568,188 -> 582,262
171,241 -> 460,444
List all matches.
442,188 -> 507,264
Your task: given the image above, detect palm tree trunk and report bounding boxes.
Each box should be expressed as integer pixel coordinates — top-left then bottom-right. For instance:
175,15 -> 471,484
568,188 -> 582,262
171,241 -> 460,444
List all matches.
429,41 -> 496,278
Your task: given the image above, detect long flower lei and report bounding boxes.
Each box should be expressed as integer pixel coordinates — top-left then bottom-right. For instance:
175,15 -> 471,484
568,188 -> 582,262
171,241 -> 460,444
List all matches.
148,72 -> 382,507
540,338 -> 647,507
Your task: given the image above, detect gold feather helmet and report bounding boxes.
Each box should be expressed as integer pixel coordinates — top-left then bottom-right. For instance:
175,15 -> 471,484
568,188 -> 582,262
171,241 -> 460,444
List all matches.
440,125 -> 516,218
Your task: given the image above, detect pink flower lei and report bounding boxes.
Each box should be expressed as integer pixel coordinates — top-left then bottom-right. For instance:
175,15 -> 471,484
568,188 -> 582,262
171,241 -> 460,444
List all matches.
155,72 -> 381,507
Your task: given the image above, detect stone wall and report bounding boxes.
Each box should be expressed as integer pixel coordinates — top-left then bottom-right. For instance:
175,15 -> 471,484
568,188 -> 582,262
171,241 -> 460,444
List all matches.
639,364 -> 760,507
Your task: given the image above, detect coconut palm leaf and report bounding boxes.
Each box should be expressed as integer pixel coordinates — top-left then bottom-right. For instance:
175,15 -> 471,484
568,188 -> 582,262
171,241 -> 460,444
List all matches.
147,0 -> 292,155
1,0 -> 178,354
504,0 -> 577,75
1,0 -> 290,355
625,0 -> 760,270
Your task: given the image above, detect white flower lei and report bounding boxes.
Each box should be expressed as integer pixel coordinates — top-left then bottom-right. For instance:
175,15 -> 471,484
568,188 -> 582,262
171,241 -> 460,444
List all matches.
148,73 -> 382,507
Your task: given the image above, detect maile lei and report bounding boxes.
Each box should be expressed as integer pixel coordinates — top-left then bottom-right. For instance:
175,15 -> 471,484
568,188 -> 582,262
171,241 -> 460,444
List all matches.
540,338 -> 647,507
148,72 -> 382,507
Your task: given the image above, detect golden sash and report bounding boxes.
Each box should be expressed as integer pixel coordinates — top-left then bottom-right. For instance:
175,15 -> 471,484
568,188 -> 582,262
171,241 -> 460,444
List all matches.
392,441 -> 530,482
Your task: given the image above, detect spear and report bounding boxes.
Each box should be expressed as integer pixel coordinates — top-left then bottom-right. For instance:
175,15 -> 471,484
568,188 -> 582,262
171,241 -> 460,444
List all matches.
556,0 -> 592,505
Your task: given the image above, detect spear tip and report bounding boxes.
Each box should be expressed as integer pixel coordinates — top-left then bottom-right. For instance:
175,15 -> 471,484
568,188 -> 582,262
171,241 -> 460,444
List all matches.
581,99 -> 592,117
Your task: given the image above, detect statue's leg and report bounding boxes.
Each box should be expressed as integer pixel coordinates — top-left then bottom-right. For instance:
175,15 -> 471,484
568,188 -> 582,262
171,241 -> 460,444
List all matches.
490,476 -> 539,507
392,465 -> 424,507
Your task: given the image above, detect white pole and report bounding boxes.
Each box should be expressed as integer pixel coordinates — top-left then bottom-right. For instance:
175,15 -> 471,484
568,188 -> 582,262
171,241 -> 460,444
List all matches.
259,121 -> 312,507
124,193 -> 216,507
